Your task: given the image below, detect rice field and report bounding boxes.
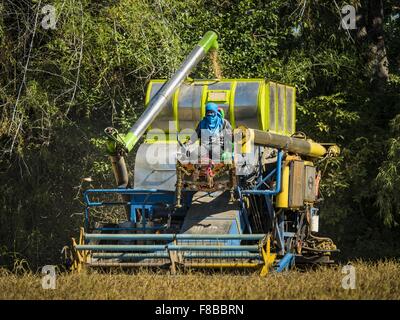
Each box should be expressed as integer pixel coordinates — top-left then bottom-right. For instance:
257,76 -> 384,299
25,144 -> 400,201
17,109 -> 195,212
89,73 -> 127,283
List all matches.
0,260 -> 399,300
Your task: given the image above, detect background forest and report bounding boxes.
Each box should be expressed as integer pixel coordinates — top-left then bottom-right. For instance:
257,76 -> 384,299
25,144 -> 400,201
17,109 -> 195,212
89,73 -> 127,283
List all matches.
0,0 -> 399,269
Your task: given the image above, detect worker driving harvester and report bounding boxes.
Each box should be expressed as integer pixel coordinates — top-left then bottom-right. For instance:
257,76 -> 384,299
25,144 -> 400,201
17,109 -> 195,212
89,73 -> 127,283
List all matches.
67,31 -> 341,274
184,102 -> 233,163
175,101 -> 236,207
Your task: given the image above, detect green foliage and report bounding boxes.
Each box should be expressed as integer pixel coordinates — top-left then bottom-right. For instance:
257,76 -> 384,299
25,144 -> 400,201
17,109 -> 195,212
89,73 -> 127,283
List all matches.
375,115 -> 400,226
298,93 -> 360,136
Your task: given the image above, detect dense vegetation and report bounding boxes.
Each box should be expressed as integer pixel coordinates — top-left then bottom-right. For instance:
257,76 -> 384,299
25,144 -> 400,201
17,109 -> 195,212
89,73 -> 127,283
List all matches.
1,0 -> 399,269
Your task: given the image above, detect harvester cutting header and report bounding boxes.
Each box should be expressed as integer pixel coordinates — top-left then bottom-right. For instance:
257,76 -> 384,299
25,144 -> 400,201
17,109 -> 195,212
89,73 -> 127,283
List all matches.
67,31 -> 340,274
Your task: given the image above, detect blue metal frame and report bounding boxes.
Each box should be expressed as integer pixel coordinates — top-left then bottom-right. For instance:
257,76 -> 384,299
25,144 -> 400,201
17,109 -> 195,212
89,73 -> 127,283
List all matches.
236,186 -> 253,234
235,150 -> 294,261
83,189 -> 175,232
275,253 -> 295,272
240,150 -> 283,196
237,150 -> 285,250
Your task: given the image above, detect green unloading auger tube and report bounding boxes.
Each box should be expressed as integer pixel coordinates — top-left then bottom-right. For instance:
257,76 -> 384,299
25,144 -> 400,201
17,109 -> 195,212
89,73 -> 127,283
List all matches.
105,31 -> 218,190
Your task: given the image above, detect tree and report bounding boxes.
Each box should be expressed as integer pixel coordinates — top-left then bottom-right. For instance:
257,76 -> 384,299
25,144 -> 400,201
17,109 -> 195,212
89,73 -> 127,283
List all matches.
356,0 -> 389,88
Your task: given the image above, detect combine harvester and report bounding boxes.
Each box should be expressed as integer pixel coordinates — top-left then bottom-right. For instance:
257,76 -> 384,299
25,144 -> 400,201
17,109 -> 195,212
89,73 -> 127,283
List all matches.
66,31 -> 340,274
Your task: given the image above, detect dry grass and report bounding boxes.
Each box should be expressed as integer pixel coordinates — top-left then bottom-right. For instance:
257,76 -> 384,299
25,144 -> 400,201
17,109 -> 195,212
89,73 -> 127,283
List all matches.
0,260 -> 399,300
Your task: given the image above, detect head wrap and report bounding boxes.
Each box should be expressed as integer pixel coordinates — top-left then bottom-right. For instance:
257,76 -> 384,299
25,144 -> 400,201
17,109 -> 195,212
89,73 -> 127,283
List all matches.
200,102 -> 223,134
